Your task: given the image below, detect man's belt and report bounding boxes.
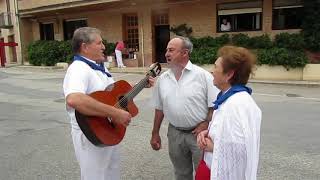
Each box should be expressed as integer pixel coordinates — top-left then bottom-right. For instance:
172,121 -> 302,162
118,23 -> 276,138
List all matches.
170,124 -> 196,133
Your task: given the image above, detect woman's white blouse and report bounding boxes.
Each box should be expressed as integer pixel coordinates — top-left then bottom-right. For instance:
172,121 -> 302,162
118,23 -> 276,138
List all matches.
204,91 -> 261,180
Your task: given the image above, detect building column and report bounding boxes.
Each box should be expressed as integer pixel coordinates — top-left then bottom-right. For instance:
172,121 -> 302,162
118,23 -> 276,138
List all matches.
20,18 -> 33,64
263,0 -> 273,33
138,7 -> 152,67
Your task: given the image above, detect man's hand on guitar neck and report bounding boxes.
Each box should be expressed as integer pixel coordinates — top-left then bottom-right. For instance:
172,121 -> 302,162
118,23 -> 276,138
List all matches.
145,76 -> 156,88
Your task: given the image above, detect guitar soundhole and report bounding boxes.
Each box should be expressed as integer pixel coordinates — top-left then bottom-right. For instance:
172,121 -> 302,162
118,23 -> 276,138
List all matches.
118,96 -> 128,109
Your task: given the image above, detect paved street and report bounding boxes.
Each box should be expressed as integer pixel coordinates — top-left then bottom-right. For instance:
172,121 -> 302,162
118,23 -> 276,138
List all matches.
0,67 -> 319,180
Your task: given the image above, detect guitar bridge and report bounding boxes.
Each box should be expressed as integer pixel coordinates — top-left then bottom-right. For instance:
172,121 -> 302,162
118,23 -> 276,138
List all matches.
106,117 -> 115,128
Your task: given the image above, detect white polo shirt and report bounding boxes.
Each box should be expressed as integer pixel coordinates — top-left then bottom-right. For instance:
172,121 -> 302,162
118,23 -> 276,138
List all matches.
63,58 -> 114,130
153,61 -> 219,128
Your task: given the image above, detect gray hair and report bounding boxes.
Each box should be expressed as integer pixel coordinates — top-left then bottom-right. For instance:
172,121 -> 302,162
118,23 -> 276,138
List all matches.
72,27 -> 101,54
176,36 -> 193,55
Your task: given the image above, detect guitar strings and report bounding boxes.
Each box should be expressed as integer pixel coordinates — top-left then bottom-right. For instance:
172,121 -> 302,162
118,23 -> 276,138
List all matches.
116,66 -> 160,108
116,76 -> 149,108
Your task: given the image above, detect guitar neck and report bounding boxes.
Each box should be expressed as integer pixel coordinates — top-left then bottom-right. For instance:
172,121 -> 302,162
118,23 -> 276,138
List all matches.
125,75 -> 150,101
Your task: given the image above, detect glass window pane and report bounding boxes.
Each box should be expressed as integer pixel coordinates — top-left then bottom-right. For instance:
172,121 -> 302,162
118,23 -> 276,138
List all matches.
272,7 -> 303,29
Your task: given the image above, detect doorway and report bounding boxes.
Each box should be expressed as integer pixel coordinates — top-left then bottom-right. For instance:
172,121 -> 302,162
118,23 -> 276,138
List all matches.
155,25 -> 170,63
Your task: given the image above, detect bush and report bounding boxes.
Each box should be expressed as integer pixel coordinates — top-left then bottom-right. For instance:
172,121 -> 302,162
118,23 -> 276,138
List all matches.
170,23 -> 193,37
190,36 -> 216,49
231,33 -> 250,48
27,41 -> 45,66
190,35 -> 230,49
27,39 -> 115,66
59,40 -> 73,64
257,48 -> 308,70
248,34 -> 273,49
28,40 -> 62,66
274,33 -> 305,50
105,42 -> 116,56
215,34 -> 230,47
191,47 -> 219,65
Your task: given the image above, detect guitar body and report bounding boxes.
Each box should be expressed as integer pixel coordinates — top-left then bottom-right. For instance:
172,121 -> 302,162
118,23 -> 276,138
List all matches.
74,62 -> 161,147
75,80 -> 138,146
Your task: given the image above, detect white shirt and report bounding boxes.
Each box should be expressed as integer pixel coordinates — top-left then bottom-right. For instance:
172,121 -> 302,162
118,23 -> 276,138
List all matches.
153,61 -> 219,128
204,91 -> 261,180
63,57 -> 114,130
221,22 -> 231,31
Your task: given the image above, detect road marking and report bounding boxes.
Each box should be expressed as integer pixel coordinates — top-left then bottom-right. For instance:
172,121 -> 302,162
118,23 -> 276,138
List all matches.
254,93 -> 320,101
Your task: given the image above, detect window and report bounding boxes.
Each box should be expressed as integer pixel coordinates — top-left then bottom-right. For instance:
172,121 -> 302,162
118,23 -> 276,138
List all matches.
124,14 -> 139,51
40,23 -> 54,40
155,13 -> 169,25
63,19 -> 87,40
217,1 -> 262,32
272,0 -> 303,30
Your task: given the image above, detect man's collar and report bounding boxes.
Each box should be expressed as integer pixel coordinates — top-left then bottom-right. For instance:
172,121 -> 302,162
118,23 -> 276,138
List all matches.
185,60 -> 193,71
78,55 -> 98,65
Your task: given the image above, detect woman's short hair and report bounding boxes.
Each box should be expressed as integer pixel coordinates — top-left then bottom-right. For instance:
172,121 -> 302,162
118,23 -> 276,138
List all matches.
217,45 -> 256,85
72,27 -> 101,54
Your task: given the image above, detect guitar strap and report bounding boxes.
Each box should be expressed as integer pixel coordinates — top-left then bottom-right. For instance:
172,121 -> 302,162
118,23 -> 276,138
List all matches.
73,55 -> 112,77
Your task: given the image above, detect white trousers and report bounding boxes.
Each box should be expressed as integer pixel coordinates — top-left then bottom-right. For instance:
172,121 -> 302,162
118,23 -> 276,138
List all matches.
71,129 -> 120,180
115,50 -> 124,67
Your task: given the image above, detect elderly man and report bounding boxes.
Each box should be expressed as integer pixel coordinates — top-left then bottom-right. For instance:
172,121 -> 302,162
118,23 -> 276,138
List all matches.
150,36 -> 219,180
63,27 -> 154,180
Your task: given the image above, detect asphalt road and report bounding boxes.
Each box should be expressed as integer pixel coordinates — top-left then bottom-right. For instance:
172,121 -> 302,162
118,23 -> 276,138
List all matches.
0,67 -> 319,180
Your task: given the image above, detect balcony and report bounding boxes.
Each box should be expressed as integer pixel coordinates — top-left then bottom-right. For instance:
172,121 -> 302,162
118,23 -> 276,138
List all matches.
0,12 -> 13,29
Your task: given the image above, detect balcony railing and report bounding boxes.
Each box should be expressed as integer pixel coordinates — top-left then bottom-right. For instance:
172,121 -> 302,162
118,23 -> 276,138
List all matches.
0,12 -> 13,29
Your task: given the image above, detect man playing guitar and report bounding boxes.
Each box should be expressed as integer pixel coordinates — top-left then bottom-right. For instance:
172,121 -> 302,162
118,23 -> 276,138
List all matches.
63,27 -> 155,180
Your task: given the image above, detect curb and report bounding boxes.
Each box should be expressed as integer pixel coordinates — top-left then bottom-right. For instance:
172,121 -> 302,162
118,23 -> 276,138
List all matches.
3,65 -> 320,87
4,64 -> 65,70
249,79 -> 320,87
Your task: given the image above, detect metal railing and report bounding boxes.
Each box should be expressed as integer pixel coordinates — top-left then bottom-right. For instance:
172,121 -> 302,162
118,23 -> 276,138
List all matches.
0,12 -> 13,28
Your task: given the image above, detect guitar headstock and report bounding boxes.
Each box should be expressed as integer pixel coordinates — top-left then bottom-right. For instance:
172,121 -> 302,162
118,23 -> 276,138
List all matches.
147,62 -> 161,77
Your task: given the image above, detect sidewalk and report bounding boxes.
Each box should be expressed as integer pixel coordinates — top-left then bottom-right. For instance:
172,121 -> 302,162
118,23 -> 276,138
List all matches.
2,64 -> 320,87
109,66 -> 320,87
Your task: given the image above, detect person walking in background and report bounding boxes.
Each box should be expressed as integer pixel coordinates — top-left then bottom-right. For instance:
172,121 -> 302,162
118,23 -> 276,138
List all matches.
196,45 -> 262,180
150,36 -> 219,180
115,40 -> 126,68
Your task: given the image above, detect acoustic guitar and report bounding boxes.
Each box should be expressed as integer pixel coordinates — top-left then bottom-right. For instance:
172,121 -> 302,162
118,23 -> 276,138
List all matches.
75,63 -> 161,146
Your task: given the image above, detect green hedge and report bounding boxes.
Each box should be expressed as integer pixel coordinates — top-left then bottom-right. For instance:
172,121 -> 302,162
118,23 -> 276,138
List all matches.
27,34 -> 309,69
189,33 -> 308,69
27,40 -> 116,66
28,40 -> 62,66
274,33 -> 305,50
191,47 -> 219,65
257,48 -> 308,70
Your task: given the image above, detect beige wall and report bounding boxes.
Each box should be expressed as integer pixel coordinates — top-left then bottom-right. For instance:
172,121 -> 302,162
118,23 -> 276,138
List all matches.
88,11 -> 122,43
303,64 -> 320,81
20,18 -> 33,63
19,0 -> 88,10
170,0 -> 216,37
18,0 -> 305,66
0,0 -> 7,12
